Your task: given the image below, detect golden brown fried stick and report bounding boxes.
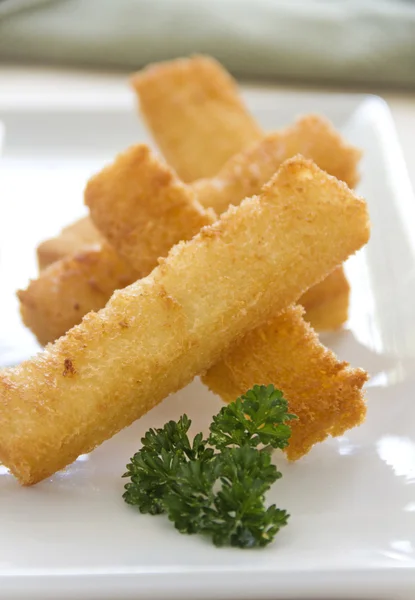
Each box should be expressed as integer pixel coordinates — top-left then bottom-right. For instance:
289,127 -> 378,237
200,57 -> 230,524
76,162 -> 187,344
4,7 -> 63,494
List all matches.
18,244 -> 138,346
203,305 -> 367,460
193,115 -> 361,214
131,55 -> 262,182
20,147 -> 211,345
1,157 -> 369,485
86,145 -> 213,274
37,217 -> 102,270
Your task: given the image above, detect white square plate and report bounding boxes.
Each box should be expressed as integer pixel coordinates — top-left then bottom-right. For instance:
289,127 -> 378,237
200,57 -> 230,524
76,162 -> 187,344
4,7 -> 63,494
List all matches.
1,89 -> 415,600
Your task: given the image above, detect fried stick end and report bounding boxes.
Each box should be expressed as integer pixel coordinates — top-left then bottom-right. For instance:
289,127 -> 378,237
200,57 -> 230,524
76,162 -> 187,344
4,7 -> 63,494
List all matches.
203,305 -> 368,460
85,144 -> 214,273
131,55 -> 262,181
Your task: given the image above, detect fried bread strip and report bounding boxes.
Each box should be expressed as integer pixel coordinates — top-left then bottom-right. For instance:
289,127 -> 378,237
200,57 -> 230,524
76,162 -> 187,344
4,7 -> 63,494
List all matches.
203,305 -> 367,460
86,145 -> 213,274
1,158 -> 369,485
131,55 -> 262,182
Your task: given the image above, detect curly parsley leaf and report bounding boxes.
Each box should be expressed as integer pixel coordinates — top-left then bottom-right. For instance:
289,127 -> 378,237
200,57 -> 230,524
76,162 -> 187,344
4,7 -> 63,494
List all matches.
123,385 -> 295,548
123,416 -> 214,514
208,384 -> 297,450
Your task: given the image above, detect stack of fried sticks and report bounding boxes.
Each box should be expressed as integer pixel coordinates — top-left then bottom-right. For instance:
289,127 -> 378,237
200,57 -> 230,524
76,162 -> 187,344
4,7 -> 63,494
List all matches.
1,57 -> 370,485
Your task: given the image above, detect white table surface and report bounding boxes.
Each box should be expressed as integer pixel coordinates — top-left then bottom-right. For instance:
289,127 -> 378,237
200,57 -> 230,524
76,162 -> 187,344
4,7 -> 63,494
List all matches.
1,65 -> 414,190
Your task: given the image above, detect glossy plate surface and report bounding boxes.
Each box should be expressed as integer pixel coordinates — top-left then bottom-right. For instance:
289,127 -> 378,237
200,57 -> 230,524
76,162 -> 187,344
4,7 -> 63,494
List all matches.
0,91 -> 414,600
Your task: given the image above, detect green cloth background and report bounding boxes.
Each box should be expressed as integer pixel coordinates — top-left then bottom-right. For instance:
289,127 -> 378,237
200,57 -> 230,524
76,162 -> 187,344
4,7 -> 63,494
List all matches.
0,0 -> 415,87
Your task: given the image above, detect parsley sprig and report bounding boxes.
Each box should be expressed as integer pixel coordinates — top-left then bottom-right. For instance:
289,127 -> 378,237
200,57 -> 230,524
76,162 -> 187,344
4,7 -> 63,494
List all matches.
123,384 -> 296,548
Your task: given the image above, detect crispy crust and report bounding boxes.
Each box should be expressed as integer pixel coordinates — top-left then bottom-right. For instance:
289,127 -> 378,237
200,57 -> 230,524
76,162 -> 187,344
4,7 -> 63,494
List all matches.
1,158 -> 369,485
193,115 -> 361,215
131,55 -> 262,182
85,145 -> 213,272
203,305 -> 367,460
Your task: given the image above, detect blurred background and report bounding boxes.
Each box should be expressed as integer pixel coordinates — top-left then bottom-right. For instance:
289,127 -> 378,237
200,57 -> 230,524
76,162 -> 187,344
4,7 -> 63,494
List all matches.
0,0 -> 415,88
1,1 -> 415,174
1,1 -> 414,161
